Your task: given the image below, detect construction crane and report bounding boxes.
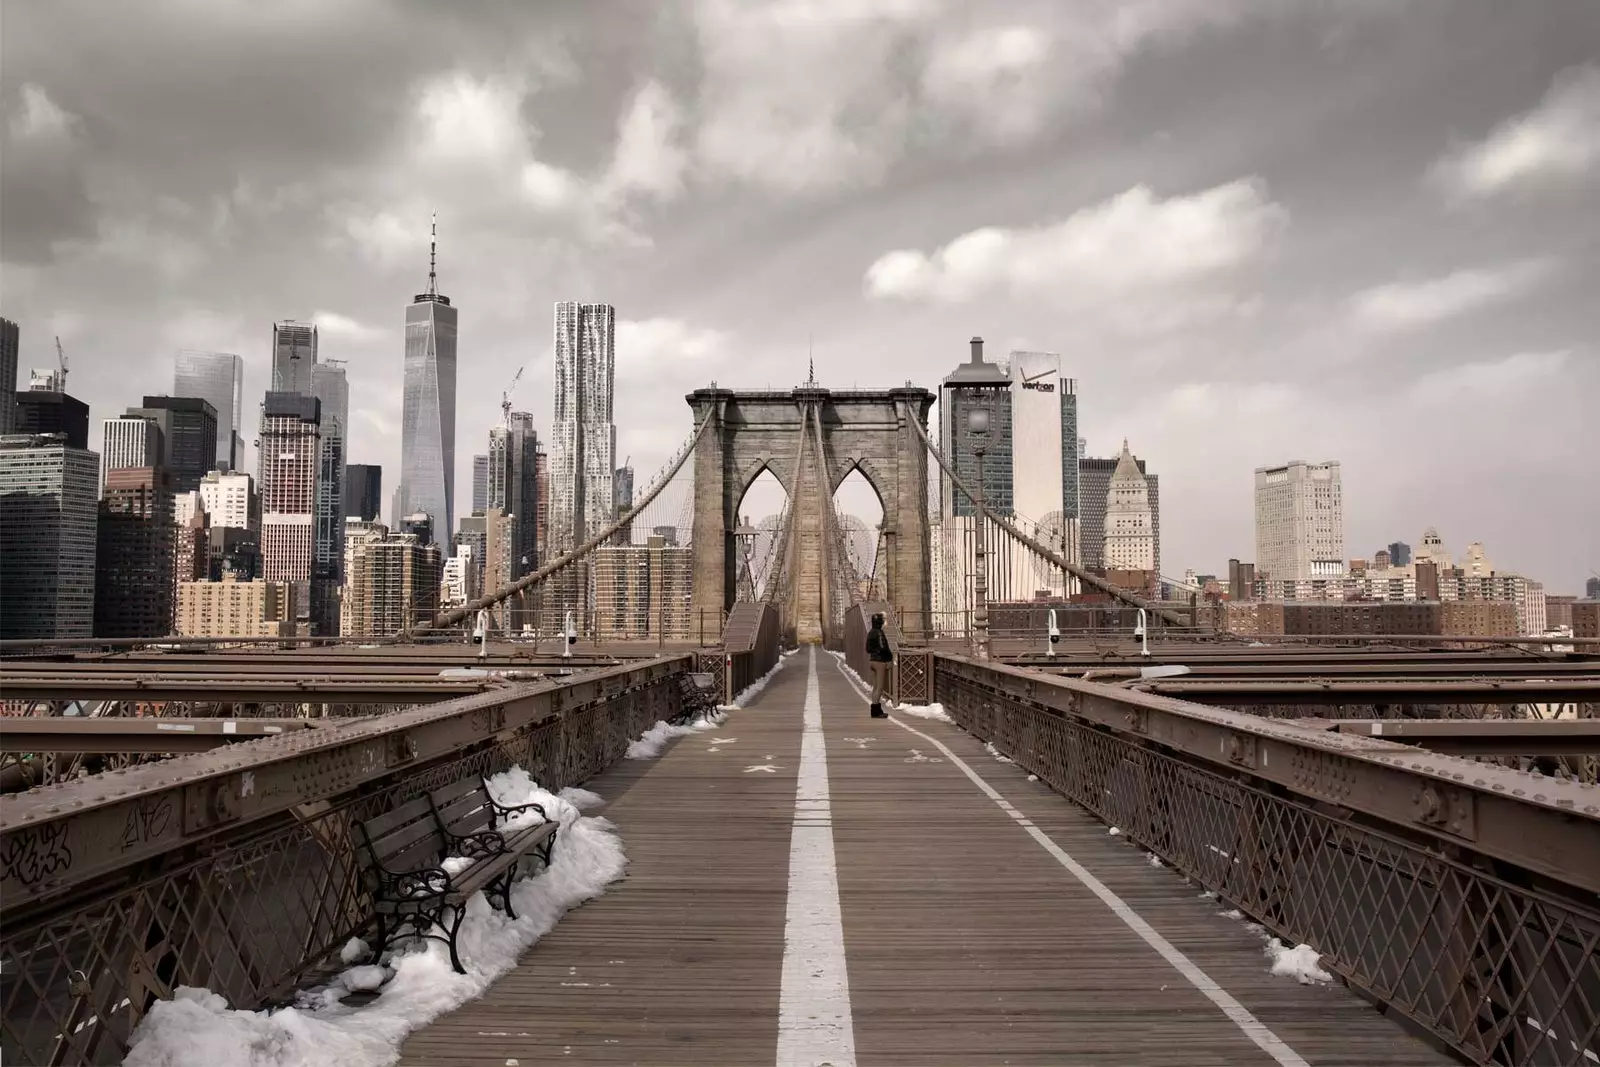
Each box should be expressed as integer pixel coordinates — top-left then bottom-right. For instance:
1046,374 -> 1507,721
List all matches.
53,336 -> 68,392
501,366 -> 524,425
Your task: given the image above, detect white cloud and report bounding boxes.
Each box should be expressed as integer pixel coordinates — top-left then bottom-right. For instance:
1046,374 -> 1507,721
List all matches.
691,0 -> 1261,191
616,318 -> 728,365
691,0 -> 926,193
864,178 -> 1285,304
1408,349 -> 1572,402
604,81 -> 688,201
519,161 -> 584,211
1431,64 -> 1600,198
415,73 -> 530,163
921,25 -> 1052,142
312,310 -> 384,341
8,84 -> 77,143
333,207 -> 430,267
1349,259 -> 1552,331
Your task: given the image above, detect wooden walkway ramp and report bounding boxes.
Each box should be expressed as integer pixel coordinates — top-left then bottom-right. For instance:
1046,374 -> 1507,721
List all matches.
400,647 -> 1451,1067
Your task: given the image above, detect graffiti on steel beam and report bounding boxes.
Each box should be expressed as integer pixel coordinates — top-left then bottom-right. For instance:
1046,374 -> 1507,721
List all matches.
119,796 -> 174,851
0,821 -> 73,887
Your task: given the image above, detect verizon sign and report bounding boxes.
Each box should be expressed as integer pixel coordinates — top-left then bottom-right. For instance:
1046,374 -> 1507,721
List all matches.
1021,379 -> 1055,393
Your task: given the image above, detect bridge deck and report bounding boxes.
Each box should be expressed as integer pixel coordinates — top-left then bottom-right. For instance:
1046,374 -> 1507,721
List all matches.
399,647 -> 1451,1067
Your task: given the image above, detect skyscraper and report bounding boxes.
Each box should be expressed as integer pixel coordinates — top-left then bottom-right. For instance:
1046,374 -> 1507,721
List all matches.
258,392 -> 320,611
1103,441 -> 1155,573
271,321 -> 318,395
550,302 -> 615,552
0,317 -> 18,435
1255,460 -> 1344,581
534,448 -> 549,566
311,362 -> 349,581
613,464 -> 634,546
340,524 -> 442,638
471,454 -> 489,514
1008,350 -> 1070,595
939,337 -> 1013,519
174,350 -> 244,470
0,434 -> 100,638
1387,541 -> 1412,567
101,415 -> 163,492
130,396 -> 218,492
931,337 -> 1013,623
15,388 -> 90,449
505,412 -> 539,576
346,464 -> 382,522
1080,455 -> 1160,578
94,467 -> 176,637
399,219 -> 458,540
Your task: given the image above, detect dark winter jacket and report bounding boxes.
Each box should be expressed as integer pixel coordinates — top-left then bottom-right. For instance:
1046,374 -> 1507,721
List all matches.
865,626 -> 894,663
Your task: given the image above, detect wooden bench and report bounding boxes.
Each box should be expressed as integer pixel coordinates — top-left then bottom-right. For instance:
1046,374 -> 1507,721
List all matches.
353,776 -> 559,973
672,670 -> 720,724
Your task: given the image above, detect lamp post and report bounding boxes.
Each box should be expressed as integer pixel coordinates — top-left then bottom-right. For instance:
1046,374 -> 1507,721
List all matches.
967,401 -> 991,660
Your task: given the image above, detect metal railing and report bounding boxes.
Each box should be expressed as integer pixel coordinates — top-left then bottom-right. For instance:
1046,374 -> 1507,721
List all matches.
930,654 -> 1600,1067
721,602 -> 781,705
0,657 -> 688,1066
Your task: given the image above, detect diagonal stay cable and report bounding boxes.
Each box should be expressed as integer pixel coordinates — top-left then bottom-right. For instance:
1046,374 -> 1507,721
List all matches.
421,409 -> 716,633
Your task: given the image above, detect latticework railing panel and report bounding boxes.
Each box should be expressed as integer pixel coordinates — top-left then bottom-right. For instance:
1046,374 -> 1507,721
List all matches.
0,674 -> 682,1067
937,665 -> 1599,1066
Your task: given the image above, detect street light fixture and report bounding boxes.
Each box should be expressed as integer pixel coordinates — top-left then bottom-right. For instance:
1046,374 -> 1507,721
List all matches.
966,397 -> 992,660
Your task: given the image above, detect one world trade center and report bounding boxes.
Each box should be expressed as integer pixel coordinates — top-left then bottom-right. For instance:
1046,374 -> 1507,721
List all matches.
398,216 -> 457,539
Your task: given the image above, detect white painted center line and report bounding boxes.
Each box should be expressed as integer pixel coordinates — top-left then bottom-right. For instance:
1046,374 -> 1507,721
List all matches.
831,657 -> 1309,1067
776,647 -> 856,1067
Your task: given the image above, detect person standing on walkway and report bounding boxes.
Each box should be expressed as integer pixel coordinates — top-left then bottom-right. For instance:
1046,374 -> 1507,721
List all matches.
865,612 -> 893,718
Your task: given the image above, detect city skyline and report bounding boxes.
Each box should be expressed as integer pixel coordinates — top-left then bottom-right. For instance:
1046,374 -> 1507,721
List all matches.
2,4 -> 1596,590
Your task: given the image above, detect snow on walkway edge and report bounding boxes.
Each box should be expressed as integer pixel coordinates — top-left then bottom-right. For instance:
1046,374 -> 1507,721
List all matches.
123,768 -> 625,1067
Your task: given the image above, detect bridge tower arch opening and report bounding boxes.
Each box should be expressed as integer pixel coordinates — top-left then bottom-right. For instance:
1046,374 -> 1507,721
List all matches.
688,385 -> 936,645
735,467 -> 788,601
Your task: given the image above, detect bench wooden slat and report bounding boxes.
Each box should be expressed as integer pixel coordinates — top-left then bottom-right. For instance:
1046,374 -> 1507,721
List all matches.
366,810 -> 444,866
360,796 -> 434,842
430,777 -> 481,810
434,793 -> 494,835
355,776 -> 561,976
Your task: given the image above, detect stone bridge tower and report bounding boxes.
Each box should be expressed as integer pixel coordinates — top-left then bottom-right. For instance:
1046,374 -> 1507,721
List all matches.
687,385 -> 936,644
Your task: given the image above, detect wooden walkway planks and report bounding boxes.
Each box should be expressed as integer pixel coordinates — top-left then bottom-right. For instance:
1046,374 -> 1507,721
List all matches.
396,663 -> 806,1066
399,647 -> 1454,1067
820,652 -> 1450,1066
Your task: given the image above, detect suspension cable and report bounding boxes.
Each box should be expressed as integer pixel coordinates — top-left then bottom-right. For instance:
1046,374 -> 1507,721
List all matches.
422,409 -> 716,633
907,408 -> 1191,628
763,406 -> 813,607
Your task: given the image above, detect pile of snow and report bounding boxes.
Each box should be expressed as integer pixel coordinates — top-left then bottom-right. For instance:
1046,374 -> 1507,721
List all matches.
719,654 -> 788,710
558,786 -> 605,812
897,703 -> 953,723
1265,939 -> 1333,985
1147,854 -> 1163,868
1108,826 -> 1122,836
625,720 -> 699,759
123,767 -> 626,1067
983,741 -> 1013,763
625,701 -> 731,759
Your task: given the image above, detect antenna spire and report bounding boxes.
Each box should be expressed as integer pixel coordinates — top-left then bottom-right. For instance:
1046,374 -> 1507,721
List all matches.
807,333 -> 815,385
427,211 -> 438,296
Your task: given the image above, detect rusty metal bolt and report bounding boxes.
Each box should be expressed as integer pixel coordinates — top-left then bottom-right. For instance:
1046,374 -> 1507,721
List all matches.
1416,787 -> 1442,821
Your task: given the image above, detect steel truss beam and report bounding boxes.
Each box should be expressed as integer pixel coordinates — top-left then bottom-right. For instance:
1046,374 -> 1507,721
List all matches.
0,656 -> 686,911
934,655 -> 1600,896
0,718 -> 325,754
1305,717 -> 1600,756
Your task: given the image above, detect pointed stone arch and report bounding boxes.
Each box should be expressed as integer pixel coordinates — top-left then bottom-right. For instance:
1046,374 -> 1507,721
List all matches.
687,386 -> 936,643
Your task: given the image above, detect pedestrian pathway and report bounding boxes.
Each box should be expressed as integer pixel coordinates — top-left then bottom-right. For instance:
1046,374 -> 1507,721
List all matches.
399,647 -> 1450,1066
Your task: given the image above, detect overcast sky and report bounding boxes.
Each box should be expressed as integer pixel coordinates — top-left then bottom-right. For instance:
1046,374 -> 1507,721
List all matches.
3,1 -> 1596,591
